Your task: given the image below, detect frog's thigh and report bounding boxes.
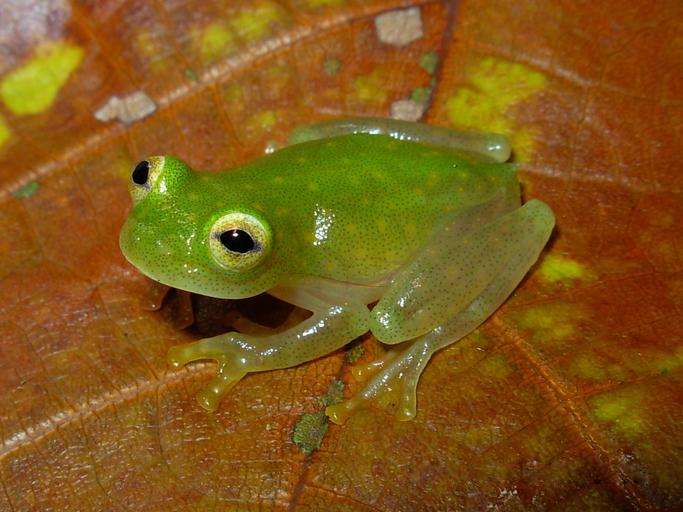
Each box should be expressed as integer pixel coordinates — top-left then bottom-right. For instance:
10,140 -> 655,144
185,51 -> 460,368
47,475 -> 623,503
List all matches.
328,200 -> 555,424
371,197 -> 553,344
289,117 -> 511,162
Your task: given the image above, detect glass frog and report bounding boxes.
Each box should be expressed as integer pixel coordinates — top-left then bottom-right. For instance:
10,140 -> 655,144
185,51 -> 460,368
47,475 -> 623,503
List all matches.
119,118 -> 555,424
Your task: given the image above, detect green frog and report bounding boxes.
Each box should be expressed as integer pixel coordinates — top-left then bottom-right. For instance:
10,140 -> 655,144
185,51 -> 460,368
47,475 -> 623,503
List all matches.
119,118 -> 554,423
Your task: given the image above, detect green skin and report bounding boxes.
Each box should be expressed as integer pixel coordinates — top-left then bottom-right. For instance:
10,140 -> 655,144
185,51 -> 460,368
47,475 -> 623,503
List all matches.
119,118 -> 555,423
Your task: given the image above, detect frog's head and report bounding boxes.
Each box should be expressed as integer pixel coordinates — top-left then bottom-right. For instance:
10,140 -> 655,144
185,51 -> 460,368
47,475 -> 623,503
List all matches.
119,156 -> 282,299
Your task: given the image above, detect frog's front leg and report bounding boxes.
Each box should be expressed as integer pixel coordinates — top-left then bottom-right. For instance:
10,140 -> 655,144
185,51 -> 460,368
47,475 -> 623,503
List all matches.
327,200 -> 555,424
289,117 -> 511,162
168,280 -> 371,412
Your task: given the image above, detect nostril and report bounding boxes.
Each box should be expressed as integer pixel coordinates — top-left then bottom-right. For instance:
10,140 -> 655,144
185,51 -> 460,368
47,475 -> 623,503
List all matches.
132,160 -> 150,185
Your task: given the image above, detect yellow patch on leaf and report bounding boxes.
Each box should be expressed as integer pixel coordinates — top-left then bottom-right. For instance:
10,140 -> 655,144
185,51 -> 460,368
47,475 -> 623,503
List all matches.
352,69 -> 388,104
196,22 -> 236,63
0,41 -> 84,115
446,57 -> 546,161
590,387 -> 649,438
0,114 -> 10,149
539,254 -> 595,284
231,1 -> 289,42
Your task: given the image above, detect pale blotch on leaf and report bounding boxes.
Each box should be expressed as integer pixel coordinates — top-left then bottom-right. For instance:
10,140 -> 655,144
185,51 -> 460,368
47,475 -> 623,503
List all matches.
375,7 -> 423,47
0,40 -> 83,115
515,304 -> 582,347
653,346 -> 683,376
390,99 -> 425,122
478,353 -> 514,380
539,254 -> 594,284
456,423 -> 503,452
94,91 -> 156,125
446,57 -> 547,161
134,31 -> 168,72
247,110 -> 277,133
570,353 -> 627,382
590,387 -> 649,438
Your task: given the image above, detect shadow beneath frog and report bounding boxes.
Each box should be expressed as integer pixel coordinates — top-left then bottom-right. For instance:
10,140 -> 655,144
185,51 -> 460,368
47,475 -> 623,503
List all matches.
147,280 -> 310,339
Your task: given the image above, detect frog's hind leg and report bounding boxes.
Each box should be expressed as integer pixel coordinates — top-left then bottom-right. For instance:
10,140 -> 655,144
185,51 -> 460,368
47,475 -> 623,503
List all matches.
326,200 -> 554,424
288,117 -> 511,162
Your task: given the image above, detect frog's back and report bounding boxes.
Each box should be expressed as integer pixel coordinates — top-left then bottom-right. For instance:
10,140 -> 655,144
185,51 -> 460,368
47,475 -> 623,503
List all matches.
217,133 -> 517,284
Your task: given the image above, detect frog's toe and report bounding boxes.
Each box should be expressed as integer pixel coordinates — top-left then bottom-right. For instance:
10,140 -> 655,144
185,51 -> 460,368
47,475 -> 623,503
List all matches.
195,362 -> 246,412
392,371 -> 420,421
367,362 -> 423,422
325,370 -> 420,424
327,342 -> 431,424
325,399 -> 358,425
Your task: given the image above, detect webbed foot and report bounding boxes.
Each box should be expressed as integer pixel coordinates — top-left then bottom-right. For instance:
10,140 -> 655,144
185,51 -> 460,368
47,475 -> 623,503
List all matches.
326,341 -> 432,424
167,335 -> 251,412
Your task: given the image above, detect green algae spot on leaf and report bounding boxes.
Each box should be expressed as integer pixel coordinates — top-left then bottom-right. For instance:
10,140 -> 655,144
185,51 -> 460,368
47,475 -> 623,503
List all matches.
419,51 -> 439,75
323,57 -> 342,76
292,379 -> 344,455
345,341 -> 365,363
292,411 -> 329,455
320,379 -> 344,407
11,181 -> 39,199
411,86 -> 432,105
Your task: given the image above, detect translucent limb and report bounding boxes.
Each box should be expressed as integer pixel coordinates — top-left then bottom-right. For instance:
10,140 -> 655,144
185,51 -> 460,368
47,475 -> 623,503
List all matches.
328,201 -> 554,424
289,117 -> 511,162
167,279 -> 372,412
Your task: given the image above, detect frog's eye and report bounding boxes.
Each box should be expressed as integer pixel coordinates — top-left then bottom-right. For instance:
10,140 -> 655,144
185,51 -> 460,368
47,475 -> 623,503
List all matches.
132,160 -> 150,186
209,212 -> 271,272
129,156 -> 164,203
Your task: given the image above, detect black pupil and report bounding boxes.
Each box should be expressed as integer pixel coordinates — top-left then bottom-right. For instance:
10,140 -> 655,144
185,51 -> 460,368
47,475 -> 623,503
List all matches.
220,229 -> 255,254
132,160 -> 150,185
